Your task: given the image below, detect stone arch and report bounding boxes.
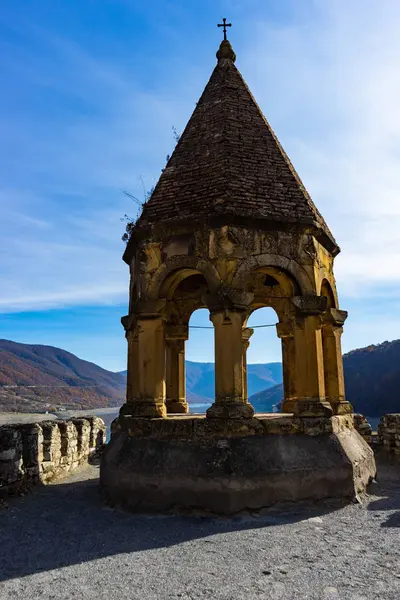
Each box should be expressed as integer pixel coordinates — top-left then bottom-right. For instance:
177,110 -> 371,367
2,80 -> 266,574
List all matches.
242,306 -> 282,407
237,262 -> 300,324
244,299 -> 294,325
147,257 -> 221,300
232,254 -> 314,296
320,278 -> 338,309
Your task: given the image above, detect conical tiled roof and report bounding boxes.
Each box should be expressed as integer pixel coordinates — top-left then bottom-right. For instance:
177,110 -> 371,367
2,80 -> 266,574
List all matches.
135,40 -> 337,251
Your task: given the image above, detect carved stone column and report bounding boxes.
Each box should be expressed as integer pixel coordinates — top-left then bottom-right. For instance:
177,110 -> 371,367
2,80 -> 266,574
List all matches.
242,327 -> 254,402
120,315 -> 139,417
126,326 -> 140,402
135,315 -> 166,417
276,321 -> 297,413
322,308 -> 353,415
291,296 -> 333,417
165,324 -> 189,414
121,310 -> 167,418
207,309 -> 254,419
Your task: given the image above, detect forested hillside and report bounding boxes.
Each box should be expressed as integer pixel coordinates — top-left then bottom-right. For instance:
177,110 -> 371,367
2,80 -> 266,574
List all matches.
344,340 -> 400,416
1,338 -> 399,417
0,339 -> 125,412
246,340 -> 400,417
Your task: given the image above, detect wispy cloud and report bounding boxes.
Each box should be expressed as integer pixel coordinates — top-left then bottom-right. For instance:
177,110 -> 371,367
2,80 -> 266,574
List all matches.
1,0 -> 400,320
0,23 -> 197,312
241,0 -> 400,300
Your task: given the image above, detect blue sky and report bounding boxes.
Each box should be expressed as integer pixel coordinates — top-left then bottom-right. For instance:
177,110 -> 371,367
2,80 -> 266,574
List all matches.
1,0 -> 400,371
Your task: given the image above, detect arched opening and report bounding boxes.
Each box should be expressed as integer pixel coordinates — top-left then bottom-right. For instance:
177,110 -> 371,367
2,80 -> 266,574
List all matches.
240,265 -> 300,415
161,264 -> 304,416
244,265 -> 300,301
164,271 -> 209,415
321,279 -> 336,309
320,279 -> 344,411
185,308 -> 214,414
161,269 -> 209,301
245,307 -> 283,413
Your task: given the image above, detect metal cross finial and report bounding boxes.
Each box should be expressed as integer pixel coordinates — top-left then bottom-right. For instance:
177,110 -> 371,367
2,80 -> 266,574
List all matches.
217,18 -> 231,41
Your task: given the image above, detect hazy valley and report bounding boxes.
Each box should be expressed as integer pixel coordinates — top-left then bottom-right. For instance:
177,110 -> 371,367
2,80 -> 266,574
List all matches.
1,338 -> 399,417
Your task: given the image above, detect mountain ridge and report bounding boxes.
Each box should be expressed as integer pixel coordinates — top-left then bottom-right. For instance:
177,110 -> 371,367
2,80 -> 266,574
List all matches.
1,338 -> 400,417
247,340 -> 400,417
0,339 -> 125,412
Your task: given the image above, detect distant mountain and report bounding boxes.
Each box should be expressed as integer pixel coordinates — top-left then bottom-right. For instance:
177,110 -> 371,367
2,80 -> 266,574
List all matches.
185,361 -> 215,401
249,383 -> 284,413
185,361 -> 282,402
119,361 -> 282,407
245,340 -> 400,418
3,337 -> 400,418
343,340 -> 400,417
0,339 -> 125,412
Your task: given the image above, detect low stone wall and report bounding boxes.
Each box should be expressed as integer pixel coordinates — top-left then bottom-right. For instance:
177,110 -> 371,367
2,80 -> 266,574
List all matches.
378,414 -> 400,456
0,417 -> 106,496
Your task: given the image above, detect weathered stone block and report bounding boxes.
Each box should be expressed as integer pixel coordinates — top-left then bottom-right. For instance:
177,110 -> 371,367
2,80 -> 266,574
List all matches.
40,422 -> 62,480
85,416 -> 106,453
18,423 -> 43,480
0,449 -> 16,461
0,417 -> 106,496
0,426 -> 24,487
72,419 -> 91,462
101,425 -> 376,514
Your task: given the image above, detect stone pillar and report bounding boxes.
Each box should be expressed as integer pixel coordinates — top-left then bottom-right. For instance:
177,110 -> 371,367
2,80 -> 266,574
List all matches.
242,327 -> 254,402
121,313 -> 166,418
136,316 -> 166,417
126,326 -> 140,402
293,314 -> 333,416
276,321 -> 297,413
120,314 -> 140,417
290,295 -> 333,417
166,325 -> 189,414
322,308 -> 353,415
207,309 -> 254,419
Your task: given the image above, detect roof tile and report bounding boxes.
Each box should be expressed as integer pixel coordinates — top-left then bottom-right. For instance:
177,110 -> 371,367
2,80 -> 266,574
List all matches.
136,43 -> 335,246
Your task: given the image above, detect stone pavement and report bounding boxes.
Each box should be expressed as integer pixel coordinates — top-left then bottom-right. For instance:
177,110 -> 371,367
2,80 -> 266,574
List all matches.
0,459 -> 399,600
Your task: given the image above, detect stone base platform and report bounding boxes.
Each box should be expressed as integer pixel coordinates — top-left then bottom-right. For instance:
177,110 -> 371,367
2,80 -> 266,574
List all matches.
100,414 -> 376,514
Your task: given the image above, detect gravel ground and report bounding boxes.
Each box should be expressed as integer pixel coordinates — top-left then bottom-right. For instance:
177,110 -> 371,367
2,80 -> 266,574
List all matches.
0,458 -> 399,600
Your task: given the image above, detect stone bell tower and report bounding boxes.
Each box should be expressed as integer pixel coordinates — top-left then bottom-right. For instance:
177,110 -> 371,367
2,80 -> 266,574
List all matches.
101,31 -> 376,513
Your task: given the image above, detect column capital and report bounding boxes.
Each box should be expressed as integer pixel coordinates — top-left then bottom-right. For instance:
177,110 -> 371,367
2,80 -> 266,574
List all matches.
205,286 -> 254,314
130,298 -> 167,319
165,338 -> 185,353
209,309 -> 246,327
292,294 -> 327,316
322,308 -> 348,327
296,313 -> 324,332
242,327 -> 254,342
276,321 -> 295,339
121,314 -> 137,332
165,323 -> 189,341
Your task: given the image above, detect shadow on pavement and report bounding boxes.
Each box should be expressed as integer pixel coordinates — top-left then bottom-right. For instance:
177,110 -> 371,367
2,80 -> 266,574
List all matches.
367,456 -> 400,528
0,465 -> 347,582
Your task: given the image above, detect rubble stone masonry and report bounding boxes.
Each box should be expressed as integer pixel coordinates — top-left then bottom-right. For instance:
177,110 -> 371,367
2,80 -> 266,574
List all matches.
378,414 -> 400,455
0,416 -> 106,496
353,414 -> 373,445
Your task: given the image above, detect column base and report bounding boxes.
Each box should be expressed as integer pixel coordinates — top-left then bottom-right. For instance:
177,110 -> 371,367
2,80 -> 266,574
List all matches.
328,399 -> 353,415
206,400 -> 255,419
281,399 -> 297,413
166,400 -> 189,414
119,400 -> 166,418
294,398 -> 333,418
